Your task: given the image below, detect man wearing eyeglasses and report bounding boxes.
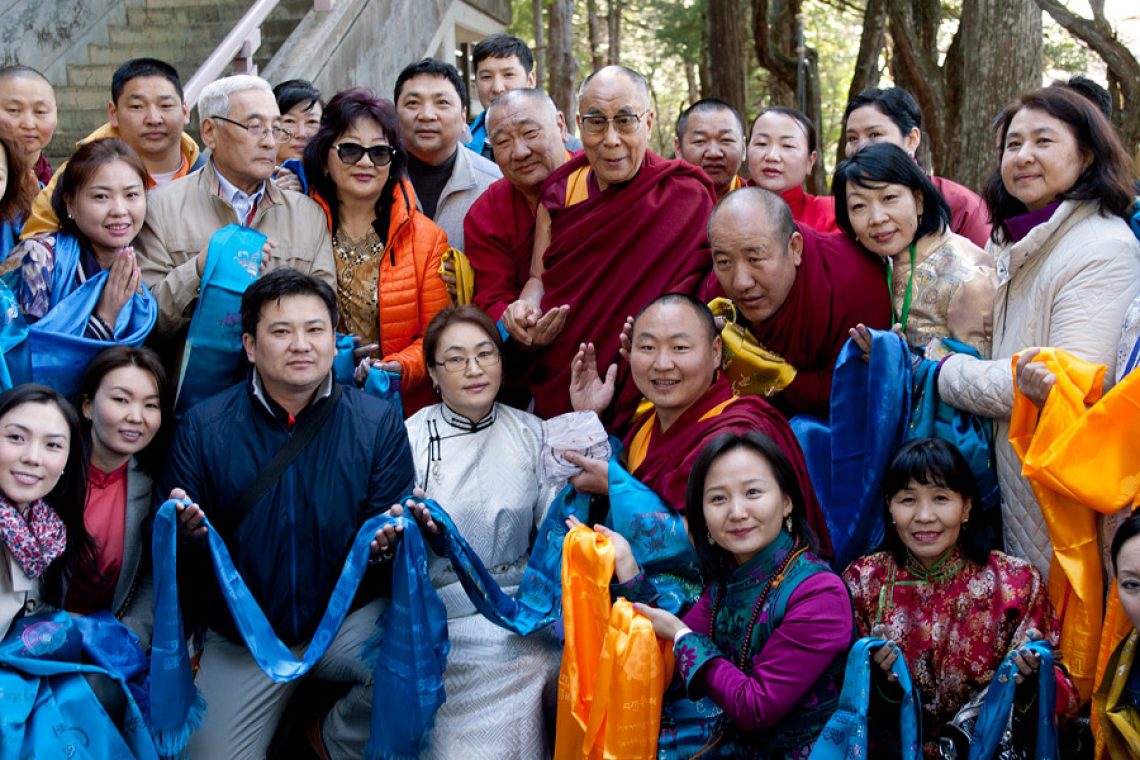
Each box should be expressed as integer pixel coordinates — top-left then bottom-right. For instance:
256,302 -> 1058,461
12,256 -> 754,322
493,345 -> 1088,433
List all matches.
135,74 -> 335,343
502,65 -> 717,433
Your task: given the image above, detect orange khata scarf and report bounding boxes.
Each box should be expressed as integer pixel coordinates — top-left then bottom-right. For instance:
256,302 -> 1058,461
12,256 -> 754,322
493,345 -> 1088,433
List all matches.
1010,349 -> 1140,705
554,525 -> 674,759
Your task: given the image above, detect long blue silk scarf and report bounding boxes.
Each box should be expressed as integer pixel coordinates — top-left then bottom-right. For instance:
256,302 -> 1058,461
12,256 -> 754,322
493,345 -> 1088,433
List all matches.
27,233 -> 156,397
808,637 -> 922,760
968,640 -> 1058,760
174,225 -> 264,415
0,280 -> 30,390
0,218 -> 19,265
907,339 -> 999,512
791,330 -> 911,570
0,610 -> 158,759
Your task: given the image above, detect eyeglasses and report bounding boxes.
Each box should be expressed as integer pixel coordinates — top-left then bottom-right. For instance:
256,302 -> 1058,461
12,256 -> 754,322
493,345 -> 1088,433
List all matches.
433,350 -> 501,373
580,111 -> 649,136
211,116 -> 293,143
334,143 -> 396,166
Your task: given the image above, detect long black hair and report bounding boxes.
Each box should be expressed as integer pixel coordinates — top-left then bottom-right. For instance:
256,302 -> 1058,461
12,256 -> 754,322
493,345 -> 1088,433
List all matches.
685,431 -> 820,582
0,384 -> 96,602
879,438 -> 990,565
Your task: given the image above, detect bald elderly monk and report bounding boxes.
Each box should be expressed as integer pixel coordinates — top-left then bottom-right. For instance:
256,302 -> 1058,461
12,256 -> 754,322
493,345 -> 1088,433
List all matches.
705,187 -> 891,418
505,66 -> 716,430
566,293 -> 832,553
674,98 -> 745,199
463,89 -> 570,322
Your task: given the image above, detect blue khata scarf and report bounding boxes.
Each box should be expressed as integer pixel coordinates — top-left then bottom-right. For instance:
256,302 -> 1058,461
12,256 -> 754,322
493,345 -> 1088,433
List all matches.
808,637 -> 922,760
149,442 -> 696,755
27,233 -> 156,398
0,610 -> 158,759
968,640 -> 1058,760
175,225 -> 264,416
0,280 -> 30,391
792,330 -> 911,569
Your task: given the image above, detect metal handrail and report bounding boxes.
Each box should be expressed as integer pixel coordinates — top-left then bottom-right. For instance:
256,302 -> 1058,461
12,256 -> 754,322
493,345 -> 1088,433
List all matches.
183,0 -> 332,108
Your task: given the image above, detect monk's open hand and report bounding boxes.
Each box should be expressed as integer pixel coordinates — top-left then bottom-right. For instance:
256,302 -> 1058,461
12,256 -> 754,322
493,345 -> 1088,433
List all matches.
617,315 -> 635,363
565,451 -> 609,496
633,603 -> 687,641
170,488 -> 208,541
570,342 -> 616,414
530,304 -> 570,348
1016,349 -> 1055,409
870,625 -> 901,682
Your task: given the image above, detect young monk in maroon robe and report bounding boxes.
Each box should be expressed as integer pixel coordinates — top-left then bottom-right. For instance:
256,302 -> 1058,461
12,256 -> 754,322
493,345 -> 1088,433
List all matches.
502,66 -> 716,432
704,187 -> 892,418
463,89 -> 572,322
565,293 -> 832,556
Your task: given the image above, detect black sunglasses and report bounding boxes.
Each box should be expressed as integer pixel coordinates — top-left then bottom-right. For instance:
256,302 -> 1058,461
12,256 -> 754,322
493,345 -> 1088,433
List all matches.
334,142 -> 396,166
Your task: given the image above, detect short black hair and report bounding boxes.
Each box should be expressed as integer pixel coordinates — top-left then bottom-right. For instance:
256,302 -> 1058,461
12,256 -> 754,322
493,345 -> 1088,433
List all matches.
1111,512 -> 1140,576
675,98 -> 743,142
1052,74 -> 1111,120
394,58 -> 467,111
832,142 -> 951,242
685,432 -> 821,582
273,79 -> 322,116
111,58 -> 184,104
472,34 -> 534,75
843,87 -> 923,137
633,292 -> 718,343
879,438 -> 991,566
241,268 -> 338,338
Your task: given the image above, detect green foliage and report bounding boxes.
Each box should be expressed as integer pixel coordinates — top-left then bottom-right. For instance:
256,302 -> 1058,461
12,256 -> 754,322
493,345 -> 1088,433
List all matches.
1043,15 -> 1093,74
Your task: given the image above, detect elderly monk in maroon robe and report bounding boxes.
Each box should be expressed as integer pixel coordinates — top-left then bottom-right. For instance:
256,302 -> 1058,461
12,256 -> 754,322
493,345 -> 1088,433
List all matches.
565,293 -> 831,554
463,89 -> 571,321
704,187 -> 891,418
503,65 -> 716,430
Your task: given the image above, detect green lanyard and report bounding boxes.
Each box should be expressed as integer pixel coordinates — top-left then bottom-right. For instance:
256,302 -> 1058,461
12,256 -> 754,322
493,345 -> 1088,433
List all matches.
886,242 -> 916,331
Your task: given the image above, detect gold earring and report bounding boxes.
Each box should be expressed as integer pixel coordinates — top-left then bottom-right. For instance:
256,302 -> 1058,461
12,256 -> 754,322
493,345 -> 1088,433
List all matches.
785,515 -> 793,533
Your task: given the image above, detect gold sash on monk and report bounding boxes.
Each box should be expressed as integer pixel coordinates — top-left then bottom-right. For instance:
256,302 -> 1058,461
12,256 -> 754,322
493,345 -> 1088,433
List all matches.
1094,630 -> 1140,759
708,298 -> 797,398
439,248 -> 474,305
554,526 -> 672,760
1011,349 -> 1123,701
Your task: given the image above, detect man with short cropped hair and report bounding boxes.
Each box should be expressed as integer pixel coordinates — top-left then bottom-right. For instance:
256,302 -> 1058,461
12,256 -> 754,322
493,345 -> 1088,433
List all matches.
674,98 -> 745,199
21,58 -> 206,238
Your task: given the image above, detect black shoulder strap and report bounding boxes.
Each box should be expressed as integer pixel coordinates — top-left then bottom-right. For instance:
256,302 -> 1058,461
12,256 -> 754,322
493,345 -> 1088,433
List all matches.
225,383 -> 343,534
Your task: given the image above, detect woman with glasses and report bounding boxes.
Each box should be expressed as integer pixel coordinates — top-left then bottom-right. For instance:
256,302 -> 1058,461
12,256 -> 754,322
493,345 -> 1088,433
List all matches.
404,304 -> 561,758
303,88 -> 450,415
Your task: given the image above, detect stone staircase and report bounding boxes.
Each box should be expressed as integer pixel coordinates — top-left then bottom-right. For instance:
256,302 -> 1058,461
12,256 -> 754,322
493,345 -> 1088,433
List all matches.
47,0 -> 312,167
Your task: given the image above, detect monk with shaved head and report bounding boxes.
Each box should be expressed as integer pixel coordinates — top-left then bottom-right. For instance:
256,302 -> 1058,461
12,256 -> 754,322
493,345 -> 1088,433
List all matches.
463,88 -> 570,322
705,186 -> 891,417
504,66 -> 717,431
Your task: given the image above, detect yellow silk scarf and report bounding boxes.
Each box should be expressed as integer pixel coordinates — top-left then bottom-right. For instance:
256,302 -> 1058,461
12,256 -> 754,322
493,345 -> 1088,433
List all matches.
1010,348 -> 1131,701
707,298 -> 797,398
439,247 -> 474,305
554,526 -> 672,760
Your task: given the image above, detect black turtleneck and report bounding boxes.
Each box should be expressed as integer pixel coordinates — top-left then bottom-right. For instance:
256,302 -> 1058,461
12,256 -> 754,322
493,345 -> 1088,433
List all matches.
406,149 -> 458,219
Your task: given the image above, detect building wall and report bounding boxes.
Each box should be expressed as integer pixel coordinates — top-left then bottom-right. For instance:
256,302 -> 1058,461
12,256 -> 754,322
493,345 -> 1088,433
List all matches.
0,0 -> 127,82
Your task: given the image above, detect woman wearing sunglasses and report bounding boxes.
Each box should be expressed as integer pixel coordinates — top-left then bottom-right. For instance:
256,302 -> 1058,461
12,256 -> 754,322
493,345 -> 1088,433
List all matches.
303,87 -> 450,415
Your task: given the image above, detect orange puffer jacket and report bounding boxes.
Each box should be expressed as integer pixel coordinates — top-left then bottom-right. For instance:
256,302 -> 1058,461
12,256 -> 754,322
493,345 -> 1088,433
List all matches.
316,178 -> 451,415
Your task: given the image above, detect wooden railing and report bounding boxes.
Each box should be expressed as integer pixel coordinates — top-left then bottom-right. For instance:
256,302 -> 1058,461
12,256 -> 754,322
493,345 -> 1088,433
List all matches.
184,0 -> 332,107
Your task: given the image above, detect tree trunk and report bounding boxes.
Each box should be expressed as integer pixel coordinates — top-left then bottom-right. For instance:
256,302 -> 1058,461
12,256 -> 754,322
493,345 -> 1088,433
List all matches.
838,0 -> 888,168
587,0 -> 605,72
707,0 -> 750,123
943,0 -> 1041,190
547,0 -> 578,135
684,62 -> 700,106
532,0 -> 545,90
1033,0 -> 1140,159
607,0 -> 622,65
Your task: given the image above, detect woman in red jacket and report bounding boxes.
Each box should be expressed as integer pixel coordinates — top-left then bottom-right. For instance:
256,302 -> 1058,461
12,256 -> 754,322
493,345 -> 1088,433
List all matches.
304,88 -> 450,415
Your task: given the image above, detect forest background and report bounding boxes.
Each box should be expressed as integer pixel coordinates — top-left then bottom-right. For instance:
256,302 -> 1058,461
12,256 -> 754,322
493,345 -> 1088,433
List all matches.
504,0 -> 1140,193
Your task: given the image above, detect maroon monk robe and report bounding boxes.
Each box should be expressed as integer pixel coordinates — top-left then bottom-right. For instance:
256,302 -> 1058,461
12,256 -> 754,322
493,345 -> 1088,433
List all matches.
932,175 -> 991,248
464,178 -> 536,322
702,223 -> 892,418
623,373 -> 832,556
532,150 -> 716,431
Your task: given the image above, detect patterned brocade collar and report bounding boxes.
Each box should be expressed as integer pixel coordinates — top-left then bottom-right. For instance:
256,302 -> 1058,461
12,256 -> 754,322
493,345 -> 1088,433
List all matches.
439,403 -> 497,432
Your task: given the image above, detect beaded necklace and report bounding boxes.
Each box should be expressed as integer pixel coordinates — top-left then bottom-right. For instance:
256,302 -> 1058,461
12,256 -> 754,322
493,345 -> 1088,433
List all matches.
709,541 -> 808,670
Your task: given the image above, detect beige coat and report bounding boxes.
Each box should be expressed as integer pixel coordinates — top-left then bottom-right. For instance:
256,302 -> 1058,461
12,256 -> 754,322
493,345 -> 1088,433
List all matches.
938,200 -> 1140,574
135,161 -> 335,338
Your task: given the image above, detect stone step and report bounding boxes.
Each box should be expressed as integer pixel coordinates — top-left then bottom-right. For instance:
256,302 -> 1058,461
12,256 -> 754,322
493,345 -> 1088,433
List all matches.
68,59 -> 211,88
108,21 -> 232,47
126,4 -> 247,27
144,0 -> 248,9
87,44 -> 213,70
55,86 -> 117,110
